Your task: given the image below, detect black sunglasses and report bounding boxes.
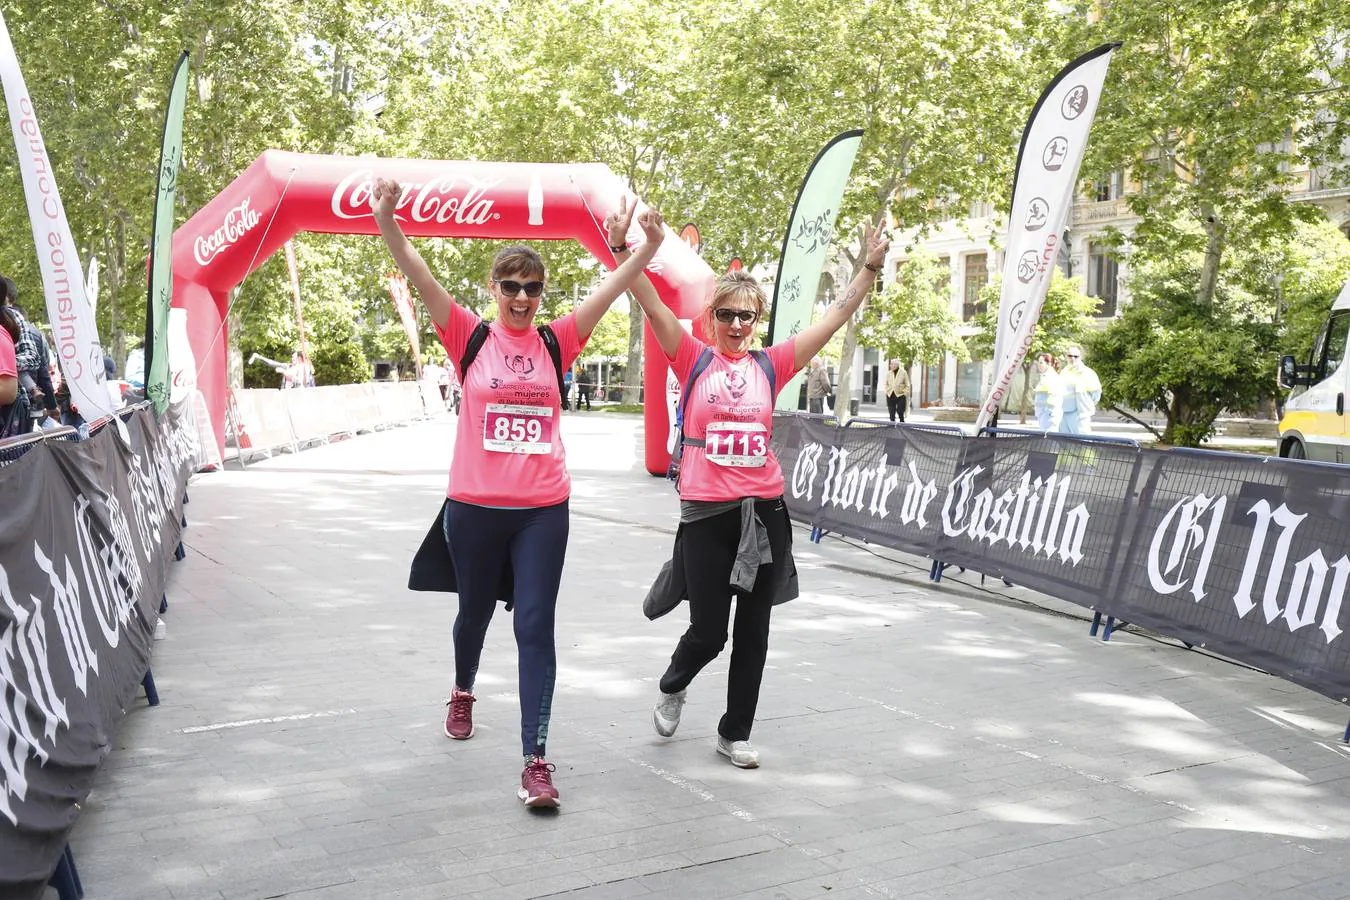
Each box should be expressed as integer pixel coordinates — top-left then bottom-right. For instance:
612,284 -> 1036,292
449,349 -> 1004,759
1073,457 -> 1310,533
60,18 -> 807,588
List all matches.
714,308 -> 758,324
494,279 -> 545,298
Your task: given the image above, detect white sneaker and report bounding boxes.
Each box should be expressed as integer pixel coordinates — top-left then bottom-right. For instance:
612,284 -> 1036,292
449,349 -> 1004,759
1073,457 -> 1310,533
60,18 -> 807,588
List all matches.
652,689 -> 686,737
716,736 -> 760,768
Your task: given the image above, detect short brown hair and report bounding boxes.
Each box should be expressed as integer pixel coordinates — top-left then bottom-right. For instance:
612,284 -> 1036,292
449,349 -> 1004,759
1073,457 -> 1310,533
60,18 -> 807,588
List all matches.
699,271 -> 768,337
491,245 -> 545,281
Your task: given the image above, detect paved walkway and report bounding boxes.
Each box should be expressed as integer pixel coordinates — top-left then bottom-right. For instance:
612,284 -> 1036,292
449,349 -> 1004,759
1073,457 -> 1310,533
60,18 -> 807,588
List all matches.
67,412 -> 1350,899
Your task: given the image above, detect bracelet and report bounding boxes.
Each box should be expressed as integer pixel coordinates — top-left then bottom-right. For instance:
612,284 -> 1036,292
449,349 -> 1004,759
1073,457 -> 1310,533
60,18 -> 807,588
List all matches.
864,262 -> 882,273
609,243 -> 629,253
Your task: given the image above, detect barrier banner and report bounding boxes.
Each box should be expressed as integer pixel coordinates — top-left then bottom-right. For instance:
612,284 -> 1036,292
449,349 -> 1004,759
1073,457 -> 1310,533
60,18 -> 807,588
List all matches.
774,414 -> 1350,704
0,405 -> 198,898
1115,450 -> 1350,698
343,384 -> 382,434
284,386 -> 335,445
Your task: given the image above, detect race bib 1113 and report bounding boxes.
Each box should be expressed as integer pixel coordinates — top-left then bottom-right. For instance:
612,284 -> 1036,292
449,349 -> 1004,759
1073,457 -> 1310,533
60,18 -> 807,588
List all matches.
704,420 -> 769,467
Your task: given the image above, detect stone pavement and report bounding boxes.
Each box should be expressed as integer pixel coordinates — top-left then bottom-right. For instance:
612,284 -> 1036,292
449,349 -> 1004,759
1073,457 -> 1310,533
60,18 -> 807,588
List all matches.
65,412 -> 1350,899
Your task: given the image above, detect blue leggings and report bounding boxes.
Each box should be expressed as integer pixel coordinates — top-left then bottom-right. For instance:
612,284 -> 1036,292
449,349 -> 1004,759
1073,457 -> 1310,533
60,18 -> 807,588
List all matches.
443,499 -> 569,758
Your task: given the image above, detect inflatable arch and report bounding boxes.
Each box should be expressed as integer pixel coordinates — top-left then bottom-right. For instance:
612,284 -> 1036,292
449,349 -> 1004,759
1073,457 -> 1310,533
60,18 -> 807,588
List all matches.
171,150 -> 715,475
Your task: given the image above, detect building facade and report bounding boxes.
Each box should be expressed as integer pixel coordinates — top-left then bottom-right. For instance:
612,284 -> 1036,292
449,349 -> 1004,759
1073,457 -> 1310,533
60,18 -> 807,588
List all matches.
870,161 -> 1350,409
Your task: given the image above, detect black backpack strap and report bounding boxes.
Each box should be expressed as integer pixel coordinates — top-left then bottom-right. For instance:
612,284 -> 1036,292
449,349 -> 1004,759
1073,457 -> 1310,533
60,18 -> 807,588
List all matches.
458,320 -> 491,379
537,325 -> 566,401
748,350 -> 776,399
673,347 -> 717,453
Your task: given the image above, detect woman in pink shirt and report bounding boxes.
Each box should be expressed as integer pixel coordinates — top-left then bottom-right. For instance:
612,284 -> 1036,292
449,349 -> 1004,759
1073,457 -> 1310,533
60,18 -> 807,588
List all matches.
625,217 -> 889,768
372,178 -> 664,807
0,308 -> 21,434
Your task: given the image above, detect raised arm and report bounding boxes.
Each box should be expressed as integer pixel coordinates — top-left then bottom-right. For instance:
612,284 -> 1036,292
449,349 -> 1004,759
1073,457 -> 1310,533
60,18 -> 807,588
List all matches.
601,199 -> 685,358
573,199 -> 666,340
792,223 -> 890,370
369,177 -> 455,329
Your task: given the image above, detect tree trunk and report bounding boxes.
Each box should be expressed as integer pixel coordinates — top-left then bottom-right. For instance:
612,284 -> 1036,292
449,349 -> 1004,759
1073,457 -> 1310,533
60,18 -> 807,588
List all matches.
622,297 -> 644,405
1197,202 -> 1225,309
1018,361 -> 1031,424
1162,387 -> 1221,448
832,208 -> 889,420
832,317 -> 860,420
105,226 -> 127,365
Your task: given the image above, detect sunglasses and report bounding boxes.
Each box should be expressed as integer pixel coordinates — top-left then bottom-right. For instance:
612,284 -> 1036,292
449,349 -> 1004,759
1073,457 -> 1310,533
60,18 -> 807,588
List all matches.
494,279 -> 545,298
714,308 -> 759,325
1066,354 -> 1080,359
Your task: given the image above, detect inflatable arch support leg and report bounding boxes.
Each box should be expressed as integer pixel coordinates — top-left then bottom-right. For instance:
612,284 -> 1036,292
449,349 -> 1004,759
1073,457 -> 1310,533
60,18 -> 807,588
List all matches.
171,151 -> 714,475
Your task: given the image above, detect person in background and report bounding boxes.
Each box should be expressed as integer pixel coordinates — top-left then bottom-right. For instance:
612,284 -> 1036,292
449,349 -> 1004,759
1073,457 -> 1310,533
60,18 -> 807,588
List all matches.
884,359 -> 910,423
574,365 -> 593,411
0,307 -> 19,435
104,355 -> 122,410
1059,346 -> 1101,435
422,355 -> 448,404
562,365 -> 574,411
631,207 -> 890,769
124,344 -> 145,394
806,358 -> 831,414
282,351 -> 315,389
50,354 -> 74,427
1033,353 -> 1062,432
0,277 -> 57,428
373,179 -> 665,808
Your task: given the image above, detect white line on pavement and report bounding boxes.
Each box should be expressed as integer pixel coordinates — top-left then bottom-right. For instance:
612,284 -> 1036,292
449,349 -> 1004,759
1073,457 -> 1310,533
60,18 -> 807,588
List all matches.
178,708 -> 359,734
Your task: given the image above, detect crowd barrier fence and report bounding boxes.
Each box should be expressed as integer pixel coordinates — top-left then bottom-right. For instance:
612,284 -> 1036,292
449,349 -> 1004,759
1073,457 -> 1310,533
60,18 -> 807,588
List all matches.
0,403 -> 199,899
772,412 -> 1350,714
229,382 -> 444,462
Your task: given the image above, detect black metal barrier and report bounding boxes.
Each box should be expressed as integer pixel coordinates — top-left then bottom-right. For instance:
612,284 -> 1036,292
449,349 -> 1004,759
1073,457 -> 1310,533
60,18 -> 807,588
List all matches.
0,401 -> 198,899
773,412 -> 1350,709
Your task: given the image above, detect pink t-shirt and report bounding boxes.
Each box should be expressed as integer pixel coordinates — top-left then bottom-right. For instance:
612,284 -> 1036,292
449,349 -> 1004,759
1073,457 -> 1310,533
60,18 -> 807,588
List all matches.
435,305 -> 585,507
0,327 -> 15,379
670,331 -> 800,502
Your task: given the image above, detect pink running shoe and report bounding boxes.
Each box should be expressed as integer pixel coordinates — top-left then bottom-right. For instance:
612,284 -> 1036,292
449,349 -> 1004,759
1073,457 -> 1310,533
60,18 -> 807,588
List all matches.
443,689 -> 475,740
518,757 -> 560,808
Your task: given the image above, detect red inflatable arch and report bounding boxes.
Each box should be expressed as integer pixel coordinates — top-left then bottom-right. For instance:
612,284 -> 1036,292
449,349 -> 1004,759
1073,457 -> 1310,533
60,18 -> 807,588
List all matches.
171,150 -> 714,475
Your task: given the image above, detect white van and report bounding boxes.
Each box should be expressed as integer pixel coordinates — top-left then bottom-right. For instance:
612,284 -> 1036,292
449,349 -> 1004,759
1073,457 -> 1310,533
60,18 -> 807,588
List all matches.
1278,280 -> 1350,461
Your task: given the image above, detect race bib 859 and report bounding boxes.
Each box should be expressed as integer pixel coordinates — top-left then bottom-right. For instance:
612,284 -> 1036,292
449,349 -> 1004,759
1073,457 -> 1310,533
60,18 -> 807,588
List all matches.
483,403 -> 553,454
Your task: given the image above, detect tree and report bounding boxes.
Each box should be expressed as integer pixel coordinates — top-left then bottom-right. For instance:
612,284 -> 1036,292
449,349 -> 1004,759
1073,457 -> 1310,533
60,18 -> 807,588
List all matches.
807,0 -> 1064,420
969,272 -> 1100,421
858,251 -> 970,373
0,0 -> 413,370
1264,220 -> 1350,363
1089,253 -> 1277,446
583,308 -> 631,362
376,0 -> 723,404
1071,0 -> 1350,313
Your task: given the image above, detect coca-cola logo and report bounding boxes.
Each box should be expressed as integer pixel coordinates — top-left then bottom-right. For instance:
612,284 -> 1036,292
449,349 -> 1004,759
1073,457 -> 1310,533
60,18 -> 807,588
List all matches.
331,169 -> 501,226
193,198 -> 261,266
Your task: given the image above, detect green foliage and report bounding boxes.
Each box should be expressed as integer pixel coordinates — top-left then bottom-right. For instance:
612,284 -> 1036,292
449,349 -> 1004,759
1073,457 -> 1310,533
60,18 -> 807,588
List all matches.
858,252 -> 970,368
1090,258 -> 1277,446
1070,0 -> 1350,309
0,0 -> 1342,402
1267,222 -> 1350,362
583,308 -> 630,361
969,272 -> 1100,362
966,270 -> 1099,421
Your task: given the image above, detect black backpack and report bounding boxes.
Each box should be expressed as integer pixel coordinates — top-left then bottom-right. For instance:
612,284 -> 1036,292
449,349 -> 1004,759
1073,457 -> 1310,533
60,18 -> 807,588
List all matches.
458,320 -> 565,401
0,387 -> 30,440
